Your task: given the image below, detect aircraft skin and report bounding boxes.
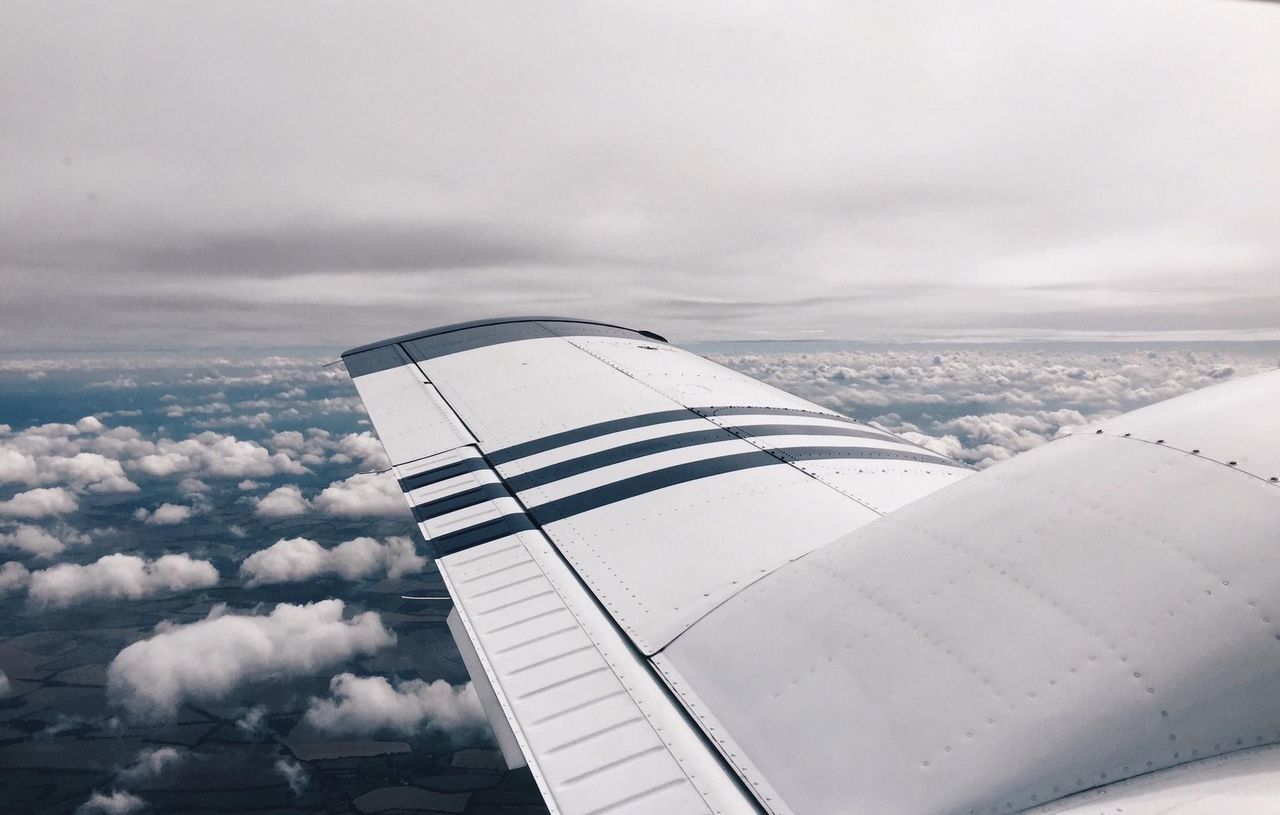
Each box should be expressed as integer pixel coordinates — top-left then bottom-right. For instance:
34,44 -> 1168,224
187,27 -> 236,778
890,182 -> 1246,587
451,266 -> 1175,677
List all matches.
342,316 -> 1280,815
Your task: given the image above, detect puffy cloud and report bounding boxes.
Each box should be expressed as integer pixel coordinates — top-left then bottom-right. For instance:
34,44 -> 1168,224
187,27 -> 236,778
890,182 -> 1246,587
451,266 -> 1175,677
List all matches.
0,525 -> 71,559
76,416 -> 106,434
331,432 -> 390,471
75,790 -> 145,815
0,487 -> 78,518
134,504 -> 195,525
313,473 -> 406,518
177,477 -> 210,496
236,706 -> 270,740
116,746 -> 187,784
106,600 -> 395,721
274,756 -> 309,796
253,486 -> 311,519
130,432 -> 307,479
28,553 -> 219,610
0,561 -> 31,593
0,449 -> 39,485
0,449 -> 138,493
304,673 -> 486,738
241,536 -> 425,587
238,480 -> 264,491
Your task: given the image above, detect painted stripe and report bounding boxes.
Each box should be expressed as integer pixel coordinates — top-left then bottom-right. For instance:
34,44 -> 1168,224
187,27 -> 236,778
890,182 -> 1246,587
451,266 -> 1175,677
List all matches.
506,423 -> 899,493
398,456 -> 489,492
412,482 -> 511,523
432,514 -> 537,557
529,445 -> 959,524
488,405 -> 869,466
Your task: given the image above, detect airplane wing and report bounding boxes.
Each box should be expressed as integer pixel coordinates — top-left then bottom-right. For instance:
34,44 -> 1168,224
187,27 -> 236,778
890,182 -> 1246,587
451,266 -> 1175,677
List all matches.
342,316 -> 1280,815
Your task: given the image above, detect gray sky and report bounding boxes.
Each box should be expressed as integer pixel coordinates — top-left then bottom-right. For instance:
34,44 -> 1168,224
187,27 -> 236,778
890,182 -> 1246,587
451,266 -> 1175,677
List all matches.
2,0 -> 1278,351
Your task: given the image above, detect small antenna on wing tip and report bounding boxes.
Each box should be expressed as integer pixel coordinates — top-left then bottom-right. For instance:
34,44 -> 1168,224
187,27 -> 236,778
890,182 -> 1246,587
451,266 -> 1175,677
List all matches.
322,359 -> 343,368
358,466 -> 393,476
400,595 -> 451,601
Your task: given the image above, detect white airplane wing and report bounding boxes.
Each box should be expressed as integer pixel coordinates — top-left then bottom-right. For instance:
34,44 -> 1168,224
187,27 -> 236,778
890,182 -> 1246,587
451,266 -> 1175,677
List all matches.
342,316 -> 1280,815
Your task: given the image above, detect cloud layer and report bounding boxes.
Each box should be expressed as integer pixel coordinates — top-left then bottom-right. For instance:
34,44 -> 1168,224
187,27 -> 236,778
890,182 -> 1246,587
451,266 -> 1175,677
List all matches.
27,553 -> 219,609
240,536 -> 425,587
303,673 -> 486,738
106,600 -> 395,720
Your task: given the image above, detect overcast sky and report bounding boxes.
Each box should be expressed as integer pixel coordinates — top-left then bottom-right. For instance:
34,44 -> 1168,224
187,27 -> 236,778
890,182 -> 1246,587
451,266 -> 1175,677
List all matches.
2,0 -> 1278,352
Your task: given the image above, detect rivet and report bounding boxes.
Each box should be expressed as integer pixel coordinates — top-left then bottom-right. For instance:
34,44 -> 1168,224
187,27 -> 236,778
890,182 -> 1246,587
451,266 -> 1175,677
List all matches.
1123,432 -> 1131,437
1095,429 -> 1103,435
1156,439 -> 1165,444
1228,461 -> 1238,466
1192,449 -> 1200,454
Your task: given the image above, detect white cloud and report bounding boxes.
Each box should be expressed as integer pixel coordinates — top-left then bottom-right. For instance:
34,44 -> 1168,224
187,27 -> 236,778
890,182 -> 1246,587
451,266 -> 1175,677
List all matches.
304,673 -> 486,738
28,553 -> 219,610
177,477 -> 210,496
241,536 -> 425,587
115,746 -> 187,784
236,705 -> 270,740
0,449 -> 39,485
313,472 -> 406,518
332,432 -> 390,471
0,450 -> 138,493
134,504 -> 195,525
0,561 -> 31,593
130,432 -> 307,479
75,790 -> 146,815
76,416 -> 106,434
274,756 -> 309,796
0,487 -> 78,518
253,486 -> 311,518
0,525 -> 72,559
106,600 -> 395,721
237,479 -> 263,491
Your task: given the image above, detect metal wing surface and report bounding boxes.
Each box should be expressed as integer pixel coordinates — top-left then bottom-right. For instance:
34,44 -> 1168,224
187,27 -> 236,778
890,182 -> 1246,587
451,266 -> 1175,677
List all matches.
342,316 -> 1280,815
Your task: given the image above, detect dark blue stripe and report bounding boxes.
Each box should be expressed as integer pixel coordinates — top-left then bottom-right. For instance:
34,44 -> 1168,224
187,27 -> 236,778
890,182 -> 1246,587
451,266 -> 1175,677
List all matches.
506,423 -> 897,493
412,482 -> 510,523
431,514 -> 536,557
342,318 -> 667,375
488,409 -> 695,465
398,456 -> 490,493
487,406 -> 867,466
342,344 -> 411,378
529,445 -> 961,524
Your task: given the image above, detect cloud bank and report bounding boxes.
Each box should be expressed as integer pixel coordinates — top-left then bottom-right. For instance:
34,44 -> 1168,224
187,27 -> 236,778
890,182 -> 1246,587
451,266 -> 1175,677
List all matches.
106,600 -> 395,721
303,673 -> 486,738
240,536 -> 425,587
28,554 -> 219,609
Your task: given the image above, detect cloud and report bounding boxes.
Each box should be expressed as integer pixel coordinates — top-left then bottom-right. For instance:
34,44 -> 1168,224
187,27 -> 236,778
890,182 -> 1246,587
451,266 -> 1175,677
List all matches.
253,486 -> 311,518
331,432 -> 390,471
0,450 -> 138,493
134,504 -> 195,525
130,432 -> 307,479
240,536 -> 425,587
77,416 -> 107,434
312,472 -> 406,518
0,525 -> 72,559
0,487 -> 78,518
115,746 -> 187,784
237,479 -> 263,490
75,790 -> 146,815
274,756 -> 309,796
0,561 -> 31,593
106,600 -> 395,721
303,673 -> 486,738
28,553 -> 219,609
177,477 -> 210,496
236,706 -> 270,740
